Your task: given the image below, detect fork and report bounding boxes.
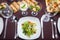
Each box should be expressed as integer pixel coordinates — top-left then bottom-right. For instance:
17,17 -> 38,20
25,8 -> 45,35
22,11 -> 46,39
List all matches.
11,16 -> 18,39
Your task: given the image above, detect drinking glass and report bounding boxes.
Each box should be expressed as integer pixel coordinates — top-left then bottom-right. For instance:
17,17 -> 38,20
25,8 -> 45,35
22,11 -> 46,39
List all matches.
43,10 -> 58,22
30,2 -> 42,16
1,3 -> 13,38
20,2 -> 28,16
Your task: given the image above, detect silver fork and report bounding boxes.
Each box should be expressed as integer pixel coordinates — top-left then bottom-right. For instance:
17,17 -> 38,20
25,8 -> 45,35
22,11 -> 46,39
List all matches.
54,21 -> 58,39
12,16 -> 18,39
51,19 -> 55,39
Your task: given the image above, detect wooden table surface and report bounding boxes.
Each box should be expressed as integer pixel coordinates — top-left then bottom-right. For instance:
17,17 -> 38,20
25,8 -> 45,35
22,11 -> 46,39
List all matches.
0,0 -> 60,40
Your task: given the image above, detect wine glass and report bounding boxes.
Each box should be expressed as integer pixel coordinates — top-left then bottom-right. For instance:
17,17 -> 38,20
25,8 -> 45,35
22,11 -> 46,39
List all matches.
43,10 -> 58,22
31,11 -> 38,16
1,3 -> 13,38
20,1 -> 28,16
30,2 -> 42,16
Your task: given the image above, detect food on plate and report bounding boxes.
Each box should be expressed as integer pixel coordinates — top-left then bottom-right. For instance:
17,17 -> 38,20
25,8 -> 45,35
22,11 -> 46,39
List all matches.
22,21 -> 37,37
23,0 -> 38,6
10,1 -> 20,13
17,1 -> 20,5
12,1 -> 20,10
10,4 -> 17,13
29,5 -> 41,12
0,3 -> 6,10
20,1 -> 28,11
9,0 -> 41,13
58,0 -> 60,11
45,0 -> 60,12
23,0 -> 41,12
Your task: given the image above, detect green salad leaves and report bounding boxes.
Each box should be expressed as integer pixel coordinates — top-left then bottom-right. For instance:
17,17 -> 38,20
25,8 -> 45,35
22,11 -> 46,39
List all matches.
22,21 -> 36,37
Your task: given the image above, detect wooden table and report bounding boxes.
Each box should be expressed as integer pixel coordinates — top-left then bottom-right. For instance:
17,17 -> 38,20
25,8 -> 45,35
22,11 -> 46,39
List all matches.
0,0 -> 60,40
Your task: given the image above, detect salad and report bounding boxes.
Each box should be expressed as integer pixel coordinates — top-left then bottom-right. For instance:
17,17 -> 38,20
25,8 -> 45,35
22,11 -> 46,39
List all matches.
29,4 -> 41,12
22,21 -> 37,37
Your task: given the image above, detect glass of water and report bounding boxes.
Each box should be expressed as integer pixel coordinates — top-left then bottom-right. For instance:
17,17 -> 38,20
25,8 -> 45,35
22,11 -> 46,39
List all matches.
43,10 -> 58,22
1,3 -> 13,38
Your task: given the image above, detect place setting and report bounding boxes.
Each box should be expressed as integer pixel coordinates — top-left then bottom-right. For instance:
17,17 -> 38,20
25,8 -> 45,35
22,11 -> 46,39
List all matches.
0,0 -> 42,40
0,0 -> 60,40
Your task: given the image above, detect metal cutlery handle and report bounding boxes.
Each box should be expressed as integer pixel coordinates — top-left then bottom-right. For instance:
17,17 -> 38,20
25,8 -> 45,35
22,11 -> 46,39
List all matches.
4,18 -> 8,38
41,27 -> 44,39
54,22 -> 58,39
51,19 -> 55,39
14,20 -> 17,39
41,20 -> 44,39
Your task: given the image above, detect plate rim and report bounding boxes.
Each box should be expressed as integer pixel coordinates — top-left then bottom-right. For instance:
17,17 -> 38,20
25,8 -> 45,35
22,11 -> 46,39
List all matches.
57,17 -> 60,33
0,17 -> 4,35
17,16 -> 41,39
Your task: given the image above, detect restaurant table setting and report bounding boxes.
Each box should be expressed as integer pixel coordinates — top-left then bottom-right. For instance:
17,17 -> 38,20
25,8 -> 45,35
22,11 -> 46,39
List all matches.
0,0 -> 60,40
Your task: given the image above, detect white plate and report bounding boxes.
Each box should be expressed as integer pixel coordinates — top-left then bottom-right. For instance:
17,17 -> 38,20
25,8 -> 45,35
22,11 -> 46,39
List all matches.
17,17 -> 41,39
58,17 -> 60,33
0,17 -> 4,35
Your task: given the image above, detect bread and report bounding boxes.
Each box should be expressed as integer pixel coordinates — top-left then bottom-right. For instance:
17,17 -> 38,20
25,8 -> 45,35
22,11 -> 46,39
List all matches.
10,1 -> 21,13
45,0 -> 60,12
17,1 -> 20,5
12,1 -> 19,10
45,0 -> 52,6
30,0 -> 38,4
10,4 -> 17,13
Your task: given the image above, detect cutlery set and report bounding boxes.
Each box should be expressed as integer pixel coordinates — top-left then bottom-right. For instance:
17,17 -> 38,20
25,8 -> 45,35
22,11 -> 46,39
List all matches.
41,13 -> 59,39
11,16 -> 17,39
51,19 -> 58,39
0,5 -> 59,40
